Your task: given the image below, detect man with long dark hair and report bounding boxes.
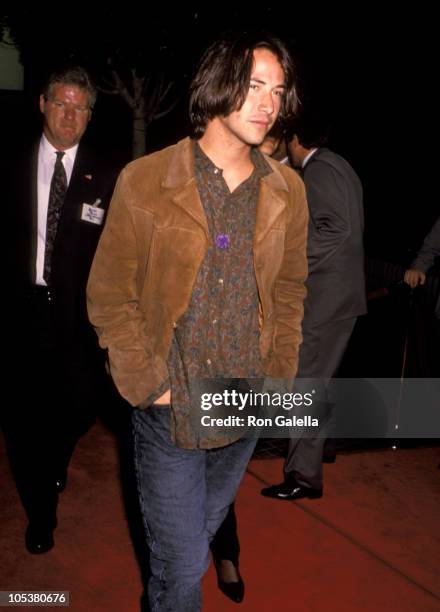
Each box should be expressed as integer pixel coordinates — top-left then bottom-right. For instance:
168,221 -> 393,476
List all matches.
87,31 -> 308,611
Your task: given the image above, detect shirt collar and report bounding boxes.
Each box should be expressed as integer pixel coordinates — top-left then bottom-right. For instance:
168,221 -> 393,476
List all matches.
40,133 -> 79,165
302,148 -> 318,168
193,140 -> 272,179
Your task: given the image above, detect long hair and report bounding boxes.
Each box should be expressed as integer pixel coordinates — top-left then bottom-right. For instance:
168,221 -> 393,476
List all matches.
189,31 -> 299,138
42,65 -> 97,110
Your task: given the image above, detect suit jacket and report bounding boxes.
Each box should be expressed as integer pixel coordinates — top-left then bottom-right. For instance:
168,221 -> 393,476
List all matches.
301,147 -> 367,327
87,137 -> 309,407
8,139 -> 119,401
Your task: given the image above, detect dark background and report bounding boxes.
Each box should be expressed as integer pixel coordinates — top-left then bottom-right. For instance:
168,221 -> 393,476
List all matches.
1,8 -> 437,424
1,8 -> 436,260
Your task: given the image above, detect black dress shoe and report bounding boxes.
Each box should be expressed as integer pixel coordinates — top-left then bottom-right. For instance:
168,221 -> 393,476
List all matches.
25,524 -> 55,554
214,559 -> 245,604
261,480 -> 322,501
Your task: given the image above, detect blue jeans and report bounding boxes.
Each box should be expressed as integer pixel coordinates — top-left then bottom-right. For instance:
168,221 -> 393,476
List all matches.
132,406 -> 256,612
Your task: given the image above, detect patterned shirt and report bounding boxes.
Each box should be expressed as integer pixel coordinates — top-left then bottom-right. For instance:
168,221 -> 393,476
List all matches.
166,141 -> 272,448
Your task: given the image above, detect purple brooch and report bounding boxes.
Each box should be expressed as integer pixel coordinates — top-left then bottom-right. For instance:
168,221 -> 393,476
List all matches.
215,234 -> 230,250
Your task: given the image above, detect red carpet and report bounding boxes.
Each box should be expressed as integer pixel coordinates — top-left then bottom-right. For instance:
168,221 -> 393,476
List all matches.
1,422 -> 439,611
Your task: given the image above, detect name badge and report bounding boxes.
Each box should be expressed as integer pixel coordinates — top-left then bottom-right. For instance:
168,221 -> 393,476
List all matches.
81,200 -> 105,225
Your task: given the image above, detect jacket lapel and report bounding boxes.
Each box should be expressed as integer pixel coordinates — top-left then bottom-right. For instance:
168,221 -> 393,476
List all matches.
64,143 -> 93,208
28,144 -> 39,284
254,159 -> 289,245
162,138 -> 209,238
171,184 -> 209,237
161,138 -> 289,243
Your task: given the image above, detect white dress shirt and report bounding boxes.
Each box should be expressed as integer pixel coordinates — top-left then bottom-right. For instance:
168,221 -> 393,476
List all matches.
302,148 -> 318,168
36,135 -> 78,285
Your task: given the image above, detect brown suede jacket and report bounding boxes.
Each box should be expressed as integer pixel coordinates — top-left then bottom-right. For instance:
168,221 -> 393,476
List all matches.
87,137 -> 308,407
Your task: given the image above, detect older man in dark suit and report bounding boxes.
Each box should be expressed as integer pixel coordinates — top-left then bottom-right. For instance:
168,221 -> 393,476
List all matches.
262,121 -> 367,500
2,66 -> 119,553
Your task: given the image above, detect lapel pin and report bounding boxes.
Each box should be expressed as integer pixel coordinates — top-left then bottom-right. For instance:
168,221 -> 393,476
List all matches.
84,174 -> 93,180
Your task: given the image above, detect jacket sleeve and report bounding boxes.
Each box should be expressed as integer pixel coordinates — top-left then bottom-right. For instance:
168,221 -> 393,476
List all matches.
86,167 -> 168,407
270,177 -> 309,379
411,217 -> 440,273
305,160 -> 350,273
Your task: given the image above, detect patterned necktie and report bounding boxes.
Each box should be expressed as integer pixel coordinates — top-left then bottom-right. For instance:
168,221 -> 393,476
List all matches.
43,151 -> 67,284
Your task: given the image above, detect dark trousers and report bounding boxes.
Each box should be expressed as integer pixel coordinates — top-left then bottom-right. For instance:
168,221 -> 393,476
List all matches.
1,289 -> 99,528
284,316 -> 357,488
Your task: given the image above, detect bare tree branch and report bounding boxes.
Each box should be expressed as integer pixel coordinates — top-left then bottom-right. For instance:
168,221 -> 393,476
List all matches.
154,96 -> 179,120
98,86 -> 120,95
110,68 -> 134,108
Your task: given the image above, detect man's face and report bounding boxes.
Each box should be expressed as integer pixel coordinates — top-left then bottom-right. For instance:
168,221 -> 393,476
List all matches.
39,83 -> 92,150
219,48 -> 286,147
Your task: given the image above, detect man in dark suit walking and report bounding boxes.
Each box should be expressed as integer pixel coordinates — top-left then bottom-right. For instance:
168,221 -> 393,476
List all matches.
3,66 -> 119,553
262,121 -> 367,500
